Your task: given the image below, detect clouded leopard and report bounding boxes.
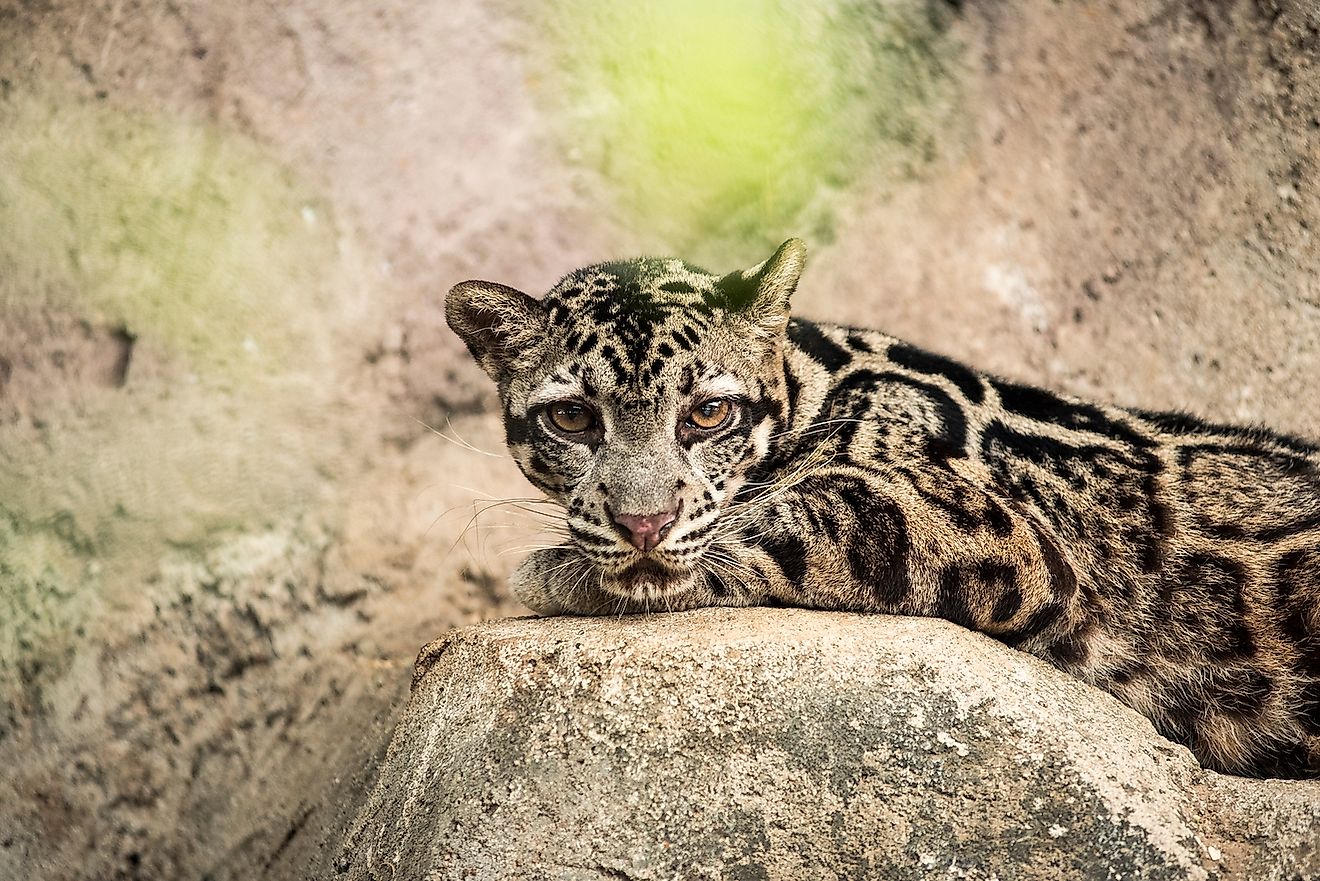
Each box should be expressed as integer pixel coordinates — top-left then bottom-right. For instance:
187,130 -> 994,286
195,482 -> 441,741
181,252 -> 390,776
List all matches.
447,238 -> 1320,779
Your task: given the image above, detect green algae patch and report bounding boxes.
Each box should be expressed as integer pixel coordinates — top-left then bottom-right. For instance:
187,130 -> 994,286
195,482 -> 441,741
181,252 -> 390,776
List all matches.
0,92 -> 347,377
0,91 -> 374,716
0,510 -> 102,730
536,0 -> 958,263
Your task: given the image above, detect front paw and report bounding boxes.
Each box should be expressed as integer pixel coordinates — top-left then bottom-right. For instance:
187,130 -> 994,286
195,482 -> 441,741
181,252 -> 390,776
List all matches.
510,548 -> 610,616
510,549 -> 571,615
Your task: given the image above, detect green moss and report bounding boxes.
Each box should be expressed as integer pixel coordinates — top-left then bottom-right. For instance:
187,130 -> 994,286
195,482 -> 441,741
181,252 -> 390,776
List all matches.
0,92 -> 344,376
0,510 -> 96,731
537,0 -> 957,263
0,91 -> 370,713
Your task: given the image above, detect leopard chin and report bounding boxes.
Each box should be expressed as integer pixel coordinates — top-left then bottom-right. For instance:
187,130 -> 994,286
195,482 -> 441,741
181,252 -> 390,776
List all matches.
600,557 -> 695,601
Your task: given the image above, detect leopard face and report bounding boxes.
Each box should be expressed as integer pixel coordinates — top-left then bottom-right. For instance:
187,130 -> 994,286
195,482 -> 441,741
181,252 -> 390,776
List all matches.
447,241 -> 805,601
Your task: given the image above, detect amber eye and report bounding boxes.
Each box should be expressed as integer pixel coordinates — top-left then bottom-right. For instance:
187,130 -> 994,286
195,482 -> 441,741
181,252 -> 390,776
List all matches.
687,398 -> 733,431
546,401 -> 596,434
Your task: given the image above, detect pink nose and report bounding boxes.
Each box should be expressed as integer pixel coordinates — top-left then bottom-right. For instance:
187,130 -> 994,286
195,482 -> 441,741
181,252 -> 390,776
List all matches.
612,509 -> 678,552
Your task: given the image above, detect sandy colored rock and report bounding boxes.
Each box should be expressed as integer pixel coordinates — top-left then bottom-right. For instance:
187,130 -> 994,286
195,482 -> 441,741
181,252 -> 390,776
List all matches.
338,609 -> 1320,881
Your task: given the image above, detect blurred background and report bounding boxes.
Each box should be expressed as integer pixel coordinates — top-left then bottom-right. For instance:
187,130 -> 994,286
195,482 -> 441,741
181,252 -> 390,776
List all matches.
1,0 -> 1318,878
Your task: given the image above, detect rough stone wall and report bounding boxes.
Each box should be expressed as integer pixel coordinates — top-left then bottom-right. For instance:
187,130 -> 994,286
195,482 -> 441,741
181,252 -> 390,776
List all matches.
0,1 -> 1317,879
812,0 -> 1320,436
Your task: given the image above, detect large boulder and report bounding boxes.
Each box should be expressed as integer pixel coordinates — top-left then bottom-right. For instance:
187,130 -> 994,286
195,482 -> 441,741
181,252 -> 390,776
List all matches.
336,609 -> 1320,881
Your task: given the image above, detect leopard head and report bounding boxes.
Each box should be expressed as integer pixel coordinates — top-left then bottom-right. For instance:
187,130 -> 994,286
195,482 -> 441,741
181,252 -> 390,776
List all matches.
446,239 -> 806,601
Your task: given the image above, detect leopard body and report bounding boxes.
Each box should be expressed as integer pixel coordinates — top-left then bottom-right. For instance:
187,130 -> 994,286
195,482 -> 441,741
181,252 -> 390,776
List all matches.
447,239 -> 1320,778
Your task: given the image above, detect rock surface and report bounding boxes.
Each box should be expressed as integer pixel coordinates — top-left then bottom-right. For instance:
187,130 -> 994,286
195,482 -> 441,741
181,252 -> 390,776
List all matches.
339,609 -> 1320,881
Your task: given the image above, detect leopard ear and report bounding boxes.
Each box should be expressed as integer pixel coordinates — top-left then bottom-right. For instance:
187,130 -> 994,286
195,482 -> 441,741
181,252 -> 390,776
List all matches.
717,238 -> 806,339
446,280 -> 546,379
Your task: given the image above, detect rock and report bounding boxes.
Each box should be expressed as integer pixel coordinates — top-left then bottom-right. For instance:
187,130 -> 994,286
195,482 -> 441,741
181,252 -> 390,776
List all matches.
336,609 -> 1320,881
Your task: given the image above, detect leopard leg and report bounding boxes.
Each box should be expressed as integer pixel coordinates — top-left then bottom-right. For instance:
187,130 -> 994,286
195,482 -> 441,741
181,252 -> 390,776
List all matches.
714,464 -> 1088,650
510,548 -> 620,616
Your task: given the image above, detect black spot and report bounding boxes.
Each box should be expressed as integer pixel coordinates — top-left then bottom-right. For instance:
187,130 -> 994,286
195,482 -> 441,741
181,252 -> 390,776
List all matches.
660,280 -> 696,294
984,498 -> 1013,537
658,342 -> 675,358
599,344 -> 628,382
991,585 -> 1022,623
992,379 -> 1157,449
934,565 -> 975,628
1124,517 -> 1167,575
835,479 -> 911,606
1148,490 -> 1174,538
1020,514 -> 1078,603
504,411 -> 530,445
678,367 -> 695,396
590,299 -> 614,324
761,532 -> 808,588
975,560 -> 1019,604
1045,629 -> 1091,666
846,332 -> 876,354
783,358 -> 803,416
1296,677 -> 1320,735
1273,548 -> 1320,674
787,319 -> 852,372
1109,662 -> 1147,687
887,342 -> 986,404
993,380 -> 1064,421
577,330 -> 599,354
748,391 -> 785,427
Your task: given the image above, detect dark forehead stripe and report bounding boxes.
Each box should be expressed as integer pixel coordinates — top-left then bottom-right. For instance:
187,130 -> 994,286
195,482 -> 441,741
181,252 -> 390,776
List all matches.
543,259 -> 723,365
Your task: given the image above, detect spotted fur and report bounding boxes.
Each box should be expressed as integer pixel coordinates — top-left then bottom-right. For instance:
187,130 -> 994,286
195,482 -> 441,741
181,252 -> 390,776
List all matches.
447,239 -> 1320,778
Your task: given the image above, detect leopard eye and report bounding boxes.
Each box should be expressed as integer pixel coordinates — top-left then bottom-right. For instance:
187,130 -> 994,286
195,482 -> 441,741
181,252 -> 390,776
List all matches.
687,398 -> 733,431
546,401 -> 596,435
